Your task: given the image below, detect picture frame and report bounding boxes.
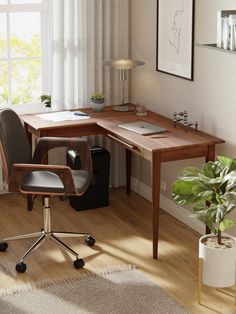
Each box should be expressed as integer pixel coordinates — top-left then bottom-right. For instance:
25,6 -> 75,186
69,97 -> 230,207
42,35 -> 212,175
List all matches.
156,0 -> 195,81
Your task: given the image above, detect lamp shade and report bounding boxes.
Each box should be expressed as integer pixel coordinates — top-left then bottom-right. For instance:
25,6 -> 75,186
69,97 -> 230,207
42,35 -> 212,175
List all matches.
104,59 -> 145,70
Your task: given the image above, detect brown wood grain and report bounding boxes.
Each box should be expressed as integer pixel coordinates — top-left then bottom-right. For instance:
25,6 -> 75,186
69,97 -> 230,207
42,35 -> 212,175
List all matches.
0,190 -> 235,312
9,136 -> 92,195
19,105 -> 225,259
9,163 -> 78,195
152,151 -> 161,259
32,137 -> 92,172
20,106 -> 224,155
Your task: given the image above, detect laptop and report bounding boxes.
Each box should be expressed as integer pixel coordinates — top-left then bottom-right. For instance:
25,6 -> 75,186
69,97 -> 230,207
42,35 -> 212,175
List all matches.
118,121 -> 167,135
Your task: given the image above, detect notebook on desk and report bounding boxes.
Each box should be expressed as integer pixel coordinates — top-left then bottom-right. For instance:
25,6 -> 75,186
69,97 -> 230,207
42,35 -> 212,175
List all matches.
118,121 -> 167,135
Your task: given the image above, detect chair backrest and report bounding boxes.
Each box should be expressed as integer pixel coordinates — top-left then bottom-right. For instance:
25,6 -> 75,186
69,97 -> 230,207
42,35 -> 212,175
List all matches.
0,108 -> 31,181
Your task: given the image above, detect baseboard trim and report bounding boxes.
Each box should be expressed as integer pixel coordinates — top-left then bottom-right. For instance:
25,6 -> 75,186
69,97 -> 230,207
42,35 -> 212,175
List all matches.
131,177 -> 205,235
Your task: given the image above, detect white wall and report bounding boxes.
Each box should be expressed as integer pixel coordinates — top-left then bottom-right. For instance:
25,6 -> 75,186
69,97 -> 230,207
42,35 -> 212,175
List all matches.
130,0 -> 236,234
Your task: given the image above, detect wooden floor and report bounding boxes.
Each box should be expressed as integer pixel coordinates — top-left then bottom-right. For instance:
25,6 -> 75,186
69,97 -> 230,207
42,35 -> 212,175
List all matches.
0,189 -> 234,314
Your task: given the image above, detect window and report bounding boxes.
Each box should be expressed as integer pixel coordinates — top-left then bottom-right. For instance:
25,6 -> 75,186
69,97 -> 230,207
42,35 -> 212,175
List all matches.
0,0 -> 50,112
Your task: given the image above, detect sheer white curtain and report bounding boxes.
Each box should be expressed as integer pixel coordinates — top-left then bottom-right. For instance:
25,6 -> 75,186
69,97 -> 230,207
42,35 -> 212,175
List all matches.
51,0 -> 130,187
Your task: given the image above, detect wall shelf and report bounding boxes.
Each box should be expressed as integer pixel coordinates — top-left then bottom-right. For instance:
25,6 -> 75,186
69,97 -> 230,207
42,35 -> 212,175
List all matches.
196,43 -> 236,55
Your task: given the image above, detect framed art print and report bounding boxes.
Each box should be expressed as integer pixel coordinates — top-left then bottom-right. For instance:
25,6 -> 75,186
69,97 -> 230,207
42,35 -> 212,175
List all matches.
156,0 -> 195,81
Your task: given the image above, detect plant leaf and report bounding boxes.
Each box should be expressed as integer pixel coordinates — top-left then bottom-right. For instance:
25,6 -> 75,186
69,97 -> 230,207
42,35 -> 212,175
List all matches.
179,167 -> 202,178
228,159 -> 236,172
193,204 -> 208,212
198,173 -> 223,185
223,170 -> 236,189
172,180 -> 194,194
224,192 -> 236,203
217,156 -> 232,167
219,219 -> 236,232
225,203 -> 236,214
171,156 -> 236,235
193,191 -> 213,203
203,163 -> 216,178
172,193 -> 196,205
191,182 -> 213,194
172,180 -> 201,205
215,204 -> 227,223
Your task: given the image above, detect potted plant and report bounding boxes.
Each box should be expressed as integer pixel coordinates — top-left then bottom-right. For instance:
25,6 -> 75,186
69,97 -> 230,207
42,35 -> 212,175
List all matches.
90,92 -> 105,112
172,156 -> 236,289
40,95 -> 51,110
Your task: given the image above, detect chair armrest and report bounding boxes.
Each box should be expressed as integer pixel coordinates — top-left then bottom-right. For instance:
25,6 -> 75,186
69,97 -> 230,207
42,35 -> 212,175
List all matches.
9,163 -> 77,195
32,137 -> 92,172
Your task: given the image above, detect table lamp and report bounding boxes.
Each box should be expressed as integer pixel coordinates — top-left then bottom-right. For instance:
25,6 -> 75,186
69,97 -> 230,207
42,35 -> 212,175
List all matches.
104,59 -> 145,112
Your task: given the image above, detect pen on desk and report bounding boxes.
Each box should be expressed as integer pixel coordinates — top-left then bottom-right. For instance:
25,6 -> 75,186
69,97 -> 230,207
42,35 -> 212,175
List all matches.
74,112 -> 89,117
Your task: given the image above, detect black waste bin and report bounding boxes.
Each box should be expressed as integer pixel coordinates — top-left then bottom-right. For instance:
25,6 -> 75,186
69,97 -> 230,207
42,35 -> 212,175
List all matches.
67,147 -> 110,211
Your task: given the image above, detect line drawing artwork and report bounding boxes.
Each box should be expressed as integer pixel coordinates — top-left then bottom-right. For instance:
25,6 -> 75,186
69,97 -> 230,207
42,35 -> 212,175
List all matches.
157,0 -> 194,80
167,0 -> 184,54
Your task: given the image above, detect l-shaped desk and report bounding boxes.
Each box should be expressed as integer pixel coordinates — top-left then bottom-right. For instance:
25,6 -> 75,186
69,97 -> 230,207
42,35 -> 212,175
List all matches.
20,106 -> 224,259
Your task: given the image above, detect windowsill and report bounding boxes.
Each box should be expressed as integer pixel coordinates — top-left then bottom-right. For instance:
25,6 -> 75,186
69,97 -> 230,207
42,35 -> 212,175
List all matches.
0,103 -> 49,115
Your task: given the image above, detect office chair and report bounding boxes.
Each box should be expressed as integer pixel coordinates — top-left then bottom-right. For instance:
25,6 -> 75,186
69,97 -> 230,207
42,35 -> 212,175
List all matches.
0,108 -> 95,273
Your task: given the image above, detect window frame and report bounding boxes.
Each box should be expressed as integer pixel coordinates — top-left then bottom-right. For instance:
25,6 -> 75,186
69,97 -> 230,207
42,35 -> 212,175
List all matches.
0,0 -> 50,114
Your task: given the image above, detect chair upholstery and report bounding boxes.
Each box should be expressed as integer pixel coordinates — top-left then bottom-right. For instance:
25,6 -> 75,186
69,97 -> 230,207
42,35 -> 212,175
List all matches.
21,170 -> 91,194
0,108 -> 31,178
0,108 -> 95,273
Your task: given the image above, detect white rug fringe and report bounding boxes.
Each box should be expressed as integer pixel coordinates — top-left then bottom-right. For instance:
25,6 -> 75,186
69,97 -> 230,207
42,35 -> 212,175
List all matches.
0,264 -> 136,297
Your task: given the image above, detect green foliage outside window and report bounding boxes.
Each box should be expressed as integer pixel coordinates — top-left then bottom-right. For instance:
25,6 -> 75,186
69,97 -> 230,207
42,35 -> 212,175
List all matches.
0,34 -> 41,105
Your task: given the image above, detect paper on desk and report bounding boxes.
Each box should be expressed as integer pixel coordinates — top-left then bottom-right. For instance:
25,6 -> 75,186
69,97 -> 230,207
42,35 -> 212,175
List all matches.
36,111 -> 90,122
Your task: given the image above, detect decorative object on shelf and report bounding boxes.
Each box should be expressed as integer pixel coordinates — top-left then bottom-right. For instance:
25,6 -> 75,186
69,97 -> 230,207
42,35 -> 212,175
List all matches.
156,0 -> 195,81
172,156 -> 236,304
229,15 -> 236,51
172,110 -> 198,131
90,92 -> 105,112
104,59 -> 145,112
217,10 -> 236,50
222,17 -> 230,49
196,43 -> 236,55
40,95 -> 51,110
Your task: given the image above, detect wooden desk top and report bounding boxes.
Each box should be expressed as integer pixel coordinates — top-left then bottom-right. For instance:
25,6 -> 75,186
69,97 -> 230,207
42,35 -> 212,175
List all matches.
21,106 -> 224,160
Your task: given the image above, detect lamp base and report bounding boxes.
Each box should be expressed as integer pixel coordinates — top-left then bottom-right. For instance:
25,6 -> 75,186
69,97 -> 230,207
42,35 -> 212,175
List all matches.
112,104 -> 135,112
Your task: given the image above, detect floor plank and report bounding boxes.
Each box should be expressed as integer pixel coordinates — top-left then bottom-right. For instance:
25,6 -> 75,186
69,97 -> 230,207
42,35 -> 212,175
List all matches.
0,189 -> 234,313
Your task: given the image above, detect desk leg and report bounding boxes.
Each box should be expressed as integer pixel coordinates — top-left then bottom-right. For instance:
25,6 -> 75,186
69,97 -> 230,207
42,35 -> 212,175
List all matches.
205,145 -> 215,234
152,152 -> 161,259
126,149 -> 132,195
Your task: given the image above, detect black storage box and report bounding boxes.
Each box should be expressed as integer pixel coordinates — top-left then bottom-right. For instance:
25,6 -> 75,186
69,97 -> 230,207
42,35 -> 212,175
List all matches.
67,147 -> 110,211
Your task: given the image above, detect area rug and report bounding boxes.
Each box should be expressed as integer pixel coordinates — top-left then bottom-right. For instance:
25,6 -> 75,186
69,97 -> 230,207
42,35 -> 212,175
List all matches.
0,265 -> 189,314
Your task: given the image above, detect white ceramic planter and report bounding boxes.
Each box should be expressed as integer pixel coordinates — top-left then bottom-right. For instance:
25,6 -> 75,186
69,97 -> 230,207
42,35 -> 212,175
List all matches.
199,234 -> 236,288
91,100 -> 105,112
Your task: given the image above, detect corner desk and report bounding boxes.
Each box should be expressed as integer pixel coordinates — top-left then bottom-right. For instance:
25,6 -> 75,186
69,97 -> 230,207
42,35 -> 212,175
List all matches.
20,106 -> 224,259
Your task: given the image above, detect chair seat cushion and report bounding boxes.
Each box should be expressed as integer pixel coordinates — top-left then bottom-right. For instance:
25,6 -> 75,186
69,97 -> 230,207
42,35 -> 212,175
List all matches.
21,170 -> 90,194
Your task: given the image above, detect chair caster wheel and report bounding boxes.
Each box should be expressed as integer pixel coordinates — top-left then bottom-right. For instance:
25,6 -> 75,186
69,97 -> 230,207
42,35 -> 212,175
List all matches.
16,262 -> 27,273
74,258 -> 84,269
0,242 -> 8,252
85,235 -> 95,247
